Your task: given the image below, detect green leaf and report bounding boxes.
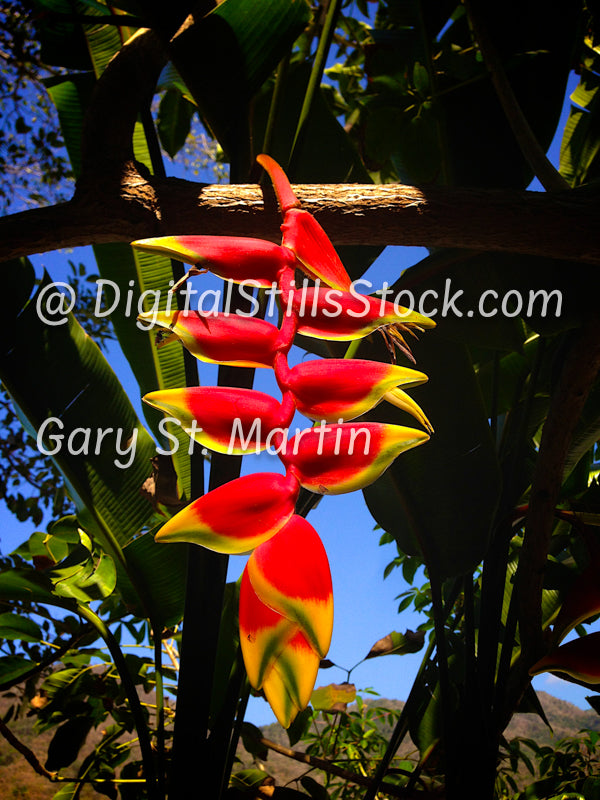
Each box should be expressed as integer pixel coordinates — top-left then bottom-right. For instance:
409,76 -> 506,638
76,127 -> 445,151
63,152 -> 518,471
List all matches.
46,717 -> 94,771
286,705 -> 313,747
0,260 -> 188,625
230,769 -> 273,792
183,0 -> 311,158
0,569 -> 74,610
44,29 -> 192,497
119,532 -> 188,628
0,613 -> 43,643
301,775 -> 330,800
311,683 -> 356,711
241,722 -> 268,761
52,782 -> 79,800
157,88 -> 196,158
561,41 -> 600,186
50,546 -> 117,603
45,73 -> 96,176
0,264 -> 156,555
365,629 -> 425,659
0,655 -> 39,685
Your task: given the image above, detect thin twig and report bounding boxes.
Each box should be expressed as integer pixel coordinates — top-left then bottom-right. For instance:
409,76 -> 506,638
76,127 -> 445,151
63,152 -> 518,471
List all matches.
0,716 -> 56,781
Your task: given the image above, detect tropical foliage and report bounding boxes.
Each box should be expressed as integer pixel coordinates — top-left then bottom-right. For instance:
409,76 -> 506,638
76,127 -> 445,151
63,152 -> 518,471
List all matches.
0,1 -> 600,799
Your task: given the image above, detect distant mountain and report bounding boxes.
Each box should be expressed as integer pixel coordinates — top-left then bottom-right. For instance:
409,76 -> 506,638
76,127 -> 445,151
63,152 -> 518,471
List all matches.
237,691 -> 600,789
1,690 -> 598,797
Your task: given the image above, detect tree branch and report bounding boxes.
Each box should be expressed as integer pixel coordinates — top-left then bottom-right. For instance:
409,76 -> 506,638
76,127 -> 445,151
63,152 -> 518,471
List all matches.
258,736 -> 443,799
0,716 -> 56,781
1,179 -> 599,265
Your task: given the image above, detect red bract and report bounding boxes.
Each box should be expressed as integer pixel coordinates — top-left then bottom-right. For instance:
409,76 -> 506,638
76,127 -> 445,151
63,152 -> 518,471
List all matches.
138,310 -> 280,368
257,153 -> 352,291
282,358 -> 432,431
143,387 -> 286,455
280,422 -> 430,494
553,560 -> 600,642
239,515 -> 331,728
288,287 -> 435,362
155,471 -> 300,553
239,569 -> 320,728
132,235 -> 294,287
246,515 -> 333,657
529,632 -> 600,684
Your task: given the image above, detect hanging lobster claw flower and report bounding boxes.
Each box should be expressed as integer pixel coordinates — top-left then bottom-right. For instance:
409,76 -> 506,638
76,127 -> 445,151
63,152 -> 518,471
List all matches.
289,287 -> 435,363
280,422 -> 429,494
247,515 -> 333,657
257,154 -> 352,292
132,236 -> 294,287
138,310 -> 279,368
529,632 -> 600,684
155,471 -> 300,553
240,568 -> 320,728
283,358 -> 432,432
143,387 -> 285,455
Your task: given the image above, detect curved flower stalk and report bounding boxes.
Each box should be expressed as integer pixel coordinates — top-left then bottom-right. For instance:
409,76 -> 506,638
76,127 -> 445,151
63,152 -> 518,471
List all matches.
257,153 -> 353,292
134,155 -> 434,726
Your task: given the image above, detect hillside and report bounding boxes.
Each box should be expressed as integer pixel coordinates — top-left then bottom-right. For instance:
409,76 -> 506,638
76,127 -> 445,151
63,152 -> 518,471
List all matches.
0,690 -> 598,797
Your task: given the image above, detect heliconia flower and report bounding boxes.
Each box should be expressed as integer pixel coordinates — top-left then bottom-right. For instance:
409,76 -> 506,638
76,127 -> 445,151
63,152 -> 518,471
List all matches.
131,235 -> 294,287
154,471 -> 300,553
529,632 -> 600,684
280,422 -> 429,494
246,515 -> 333,657
281,358 -> 432,432
143,387 -> 286,455
257,154 -> 352,292
239,568 -> 320,728
138,310 -> 280,368
288,287 -> 435,362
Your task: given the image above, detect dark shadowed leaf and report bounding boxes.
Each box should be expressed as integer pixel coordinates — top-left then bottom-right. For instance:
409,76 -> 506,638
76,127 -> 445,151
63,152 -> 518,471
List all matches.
301,775 -> 329,800
286,706 -> 313,747
365,629 -> 425,659
46,716 -> 94,771
363,334 -> 501,579
0,613 -> 43,643
241,722 -> 268,761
